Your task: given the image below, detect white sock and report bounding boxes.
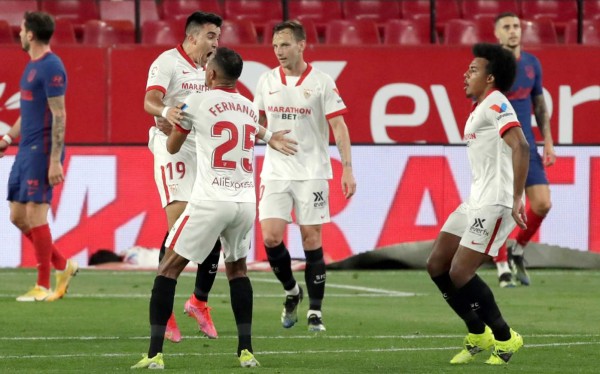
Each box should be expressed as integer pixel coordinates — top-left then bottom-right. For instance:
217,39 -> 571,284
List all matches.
285,283 -> 299,296
496,261 -> 511,276
307,309 -> 322,318
512,243 -> 525,256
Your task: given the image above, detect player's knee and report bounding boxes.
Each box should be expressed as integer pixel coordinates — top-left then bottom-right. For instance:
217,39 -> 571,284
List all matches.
532,199 -> 552,216
9,214 -> 27,231
263,234 -> 283,248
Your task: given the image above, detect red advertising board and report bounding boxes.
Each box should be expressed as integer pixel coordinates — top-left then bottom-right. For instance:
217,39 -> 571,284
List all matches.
1,45 -> 599,144
0,145 -> 598,268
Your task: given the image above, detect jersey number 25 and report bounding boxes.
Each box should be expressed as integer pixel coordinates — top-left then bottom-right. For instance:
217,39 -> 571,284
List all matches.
212,121 -> 255,173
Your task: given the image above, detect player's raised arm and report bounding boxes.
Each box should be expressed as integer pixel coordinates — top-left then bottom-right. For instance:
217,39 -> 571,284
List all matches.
47,95 -> 66,186
329,115 -> 356,199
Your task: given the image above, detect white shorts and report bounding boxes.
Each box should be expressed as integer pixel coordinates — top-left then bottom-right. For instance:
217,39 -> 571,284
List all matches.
166,200 -> 255,264
441,203 -> 516,257
258,179 -> 330,225
149,127 -> 196,208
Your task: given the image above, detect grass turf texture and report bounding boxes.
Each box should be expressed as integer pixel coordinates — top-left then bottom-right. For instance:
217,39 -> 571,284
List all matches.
1,268 -> 599,373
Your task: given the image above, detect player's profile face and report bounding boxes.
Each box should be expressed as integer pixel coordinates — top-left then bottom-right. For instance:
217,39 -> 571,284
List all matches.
19,20 -> 30,52
464,58 -> 490,100
189,23 -> 221,66
272,29 -> 303,70
495,16 -> 521,48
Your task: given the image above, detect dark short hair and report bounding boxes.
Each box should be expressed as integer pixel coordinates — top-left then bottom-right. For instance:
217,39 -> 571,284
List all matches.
211,47 -> 243,80
185,11 -> 222,35
494,12 -> 519,25
24,11 -> 54,44
472,43 -> 517,93
272,20 -> 306,42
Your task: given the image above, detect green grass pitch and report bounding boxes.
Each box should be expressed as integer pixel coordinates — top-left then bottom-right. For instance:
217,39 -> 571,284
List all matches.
1,268 -> 599,373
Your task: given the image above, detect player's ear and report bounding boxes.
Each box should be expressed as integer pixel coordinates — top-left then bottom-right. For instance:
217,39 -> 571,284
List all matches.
487,74 -> 495,85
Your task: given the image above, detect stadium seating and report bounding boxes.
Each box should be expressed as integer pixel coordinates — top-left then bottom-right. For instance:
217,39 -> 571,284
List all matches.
159,0 -> 223,19
564,19 -> 600,45
521,0 -> 577,36
584,1 -> 600,19
223,0 -> 283,23
288,0 -> 343,24
0,20 -> 14,43
219,19 -> 258,45
0,0 -> 39,35
83,19 -> 135,46
325,19 -> 380,45
461,0 -> 520,20
98,0 -> 159,25
40,0 -> 99,31
401,0 -> 461,33
52,18 -> 77,44
520,18 -> 559,45
383,18 -> 436,45
443,19 -> 479,45
473,15 -> 499,43
142,20 -> 179,45
263,19 -> 319,45
342,0 -> 401,22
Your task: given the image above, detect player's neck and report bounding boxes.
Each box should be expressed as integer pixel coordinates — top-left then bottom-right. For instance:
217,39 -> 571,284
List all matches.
282,61 -> 307,77
28,43 -> 50,61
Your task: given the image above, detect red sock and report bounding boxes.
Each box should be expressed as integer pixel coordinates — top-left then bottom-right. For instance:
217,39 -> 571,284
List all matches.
494,243 -> 508,263
516,209 -> 545,246
24,229 -> 66,271
30,225 -> 54,289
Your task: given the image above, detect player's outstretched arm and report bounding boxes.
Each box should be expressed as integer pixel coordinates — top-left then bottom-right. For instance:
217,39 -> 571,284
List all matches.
48,96 -> 66,186
144,90 -> 184,127
256,114 -> 298,156
0,117 -> 21,158
329,115 -> 356,199
503,126 -> 530,229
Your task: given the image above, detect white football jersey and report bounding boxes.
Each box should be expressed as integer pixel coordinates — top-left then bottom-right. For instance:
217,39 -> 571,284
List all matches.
178,88 -> 259,203
146,45 -> 210,144
463,90 -> 521,208
254,64 -> 348,180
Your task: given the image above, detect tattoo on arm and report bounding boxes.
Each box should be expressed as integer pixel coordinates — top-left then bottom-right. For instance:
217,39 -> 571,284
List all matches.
48,96 -> 66,161
533,95 -> 550,135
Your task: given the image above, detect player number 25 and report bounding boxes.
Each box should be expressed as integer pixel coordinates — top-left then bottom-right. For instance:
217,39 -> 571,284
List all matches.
212,121 -> 255,172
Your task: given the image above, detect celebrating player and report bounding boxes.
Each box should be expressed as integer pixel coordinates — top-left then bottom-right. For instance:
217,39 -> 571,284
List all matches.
492,12 -> 555,287
133,47 -> 262,370
254,20 -> 356,332
426,43 -> 527,365
145,11 -> 223,342
0,11 -> 78,302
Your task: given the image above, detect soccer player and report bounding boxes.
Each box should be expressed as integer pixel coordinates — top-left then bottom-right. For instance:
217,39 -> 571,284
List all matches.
132,47 -> 261,370
426,43 -> 527,365
144,11 -> 223,342
0,11 -> 78,302
254,20 -> 357,332
492,12 -> 555,287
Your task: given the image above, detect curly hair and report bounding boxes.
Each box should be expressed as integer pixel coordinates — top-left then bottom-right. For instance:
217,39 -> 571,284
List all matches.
472,43 -> 517,93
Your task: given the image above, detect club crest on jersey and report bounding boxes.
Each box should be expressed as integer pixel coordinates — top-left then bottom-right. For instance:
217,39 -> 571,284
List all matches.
27,69 -> 37,82
525,65 -> 535,80
303,88 -> 312,99
489,102 -> 508,113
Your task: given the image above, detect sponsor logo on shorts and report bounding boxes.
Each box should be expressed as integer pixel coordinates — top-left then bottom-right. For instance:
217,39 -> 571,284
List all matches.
313,191 -> 326,208
468,218 -> 489,237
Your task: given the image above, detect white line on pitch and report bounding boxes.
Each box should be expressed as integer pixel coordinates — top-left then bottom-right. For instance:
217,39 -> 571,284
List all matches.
1,341 -> 599,360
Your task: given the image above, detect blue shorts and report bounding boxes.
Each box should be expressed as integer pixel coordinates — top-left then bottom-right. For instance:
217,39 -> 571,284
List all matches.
526,148 -> 549,187
7,151 -> 53,203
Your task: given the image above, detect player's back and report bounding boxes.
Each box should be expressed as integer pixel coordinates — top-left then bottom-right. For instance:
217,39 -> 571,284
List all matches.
19,52 -> 67,151
183,88 -> 259,204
